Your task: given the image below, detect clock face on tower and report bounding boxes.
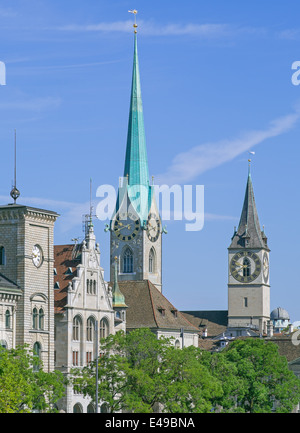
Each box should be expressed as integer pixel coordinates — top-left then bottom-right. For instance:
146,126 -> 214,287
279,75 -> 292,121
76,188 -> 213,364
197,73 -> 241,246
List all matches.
146,213 -> 160,242
263,252 -> 269,283
113,213 -> 140,241
230,251 -> 261,283
32,244 -> 43,268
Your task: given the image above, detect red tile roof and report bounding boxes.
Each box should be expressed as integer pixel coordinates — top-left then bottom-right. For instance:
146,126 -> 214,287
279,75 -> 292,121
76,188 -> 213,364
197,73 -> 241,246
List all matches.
116,280 -> 200,333
54,244 -> 81,313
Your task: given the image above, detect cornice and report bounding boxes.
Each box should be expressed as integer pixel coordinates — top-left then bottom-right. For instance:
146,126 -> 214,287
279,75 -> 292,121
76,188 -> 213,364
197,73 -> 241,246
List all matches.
0,205 -> 58,224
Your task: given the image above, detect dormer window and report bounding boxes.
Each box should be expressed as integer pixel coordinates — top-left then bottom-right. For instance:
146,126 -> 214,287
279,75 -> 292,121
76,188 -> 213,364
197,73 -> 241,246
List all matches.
53,268 -> 57,275
171,309 -> 178,318
158,307 -> 165,317
65,267 -> 73,275
54,281 -> 60,289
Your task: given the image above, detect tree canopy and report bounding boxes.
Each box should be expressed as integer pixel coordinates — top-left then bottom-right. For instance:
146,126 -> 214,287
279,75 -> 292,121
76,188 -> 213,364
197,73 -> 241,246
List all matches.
0,345 -> 67,413
71,329 -> 300,413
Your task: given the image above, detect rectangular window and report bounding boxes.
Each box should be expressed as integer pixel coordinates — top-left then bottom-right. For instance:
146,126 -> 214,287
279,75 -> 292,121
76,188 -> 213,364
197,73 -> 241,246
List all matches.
72,351 -> 79,366
86,351 -> 92,365
244,297 -> 248,307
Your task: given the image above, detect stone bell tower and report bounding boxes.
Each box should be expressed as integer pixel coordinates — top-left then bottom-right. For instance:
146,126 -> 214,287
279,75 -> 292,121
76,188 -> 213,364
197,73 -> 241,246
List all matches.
228,162 -> 270,334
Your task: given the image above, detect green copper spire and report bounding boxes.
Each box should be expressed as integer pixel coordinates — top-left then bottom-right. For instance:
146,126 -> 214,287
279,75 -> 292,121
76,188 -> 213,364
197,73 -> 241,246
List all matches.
111,26 -> 154,226
124,32 -> 149,188
112,257 -> 127,308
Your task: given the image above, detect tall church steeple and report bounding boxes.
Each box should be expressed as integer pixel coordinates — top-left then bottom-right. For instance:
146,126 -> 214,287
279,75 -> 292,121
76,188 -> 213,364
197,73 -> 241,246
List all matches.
110,15 -> 162,291
124,31 -> 149,189
228,161 -> 270,334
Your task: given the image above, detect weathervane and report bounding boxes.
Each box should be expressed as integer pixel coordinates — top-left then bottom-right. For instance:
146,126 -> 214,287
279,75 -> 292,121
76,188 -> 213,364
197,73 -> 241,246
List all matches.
128,9 -> 138,33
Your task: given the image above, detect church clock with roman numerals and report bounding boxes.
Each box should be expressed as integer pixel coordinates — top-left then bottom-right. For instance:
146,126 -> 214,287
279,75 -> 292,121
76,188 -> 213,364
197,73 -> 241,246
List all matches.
146,212 -> 160,242
230,251 -> 261,283
112,213 -> 140,242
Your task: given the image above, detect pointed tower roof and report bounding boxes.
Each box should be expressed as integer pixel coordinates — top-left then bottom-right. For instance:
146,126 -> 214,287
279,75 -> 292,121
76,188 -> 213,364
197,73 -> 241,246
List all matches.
112,257 -> 127,308
124,32 -> 149,188
112,27 -> 154,224
229,162 -> 269,250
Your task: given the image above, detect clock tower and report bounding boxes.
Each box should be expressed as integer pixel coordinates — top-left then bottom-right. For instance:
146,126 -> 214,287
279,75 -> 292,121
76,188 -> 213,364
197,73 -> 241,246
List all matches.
228,162 -> 270,334
0,202 -> 58,371
109,23 -> 162,292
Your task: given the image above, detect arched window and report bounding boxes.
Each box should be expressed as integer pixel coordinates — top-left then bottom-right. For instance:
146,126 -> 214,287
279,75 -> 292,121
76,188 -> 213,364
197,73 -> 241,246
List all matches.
73,403 -> 83,413
243,258 -> 251,277
39,308 -> 44,330
73,316 -> 82,341
0,247 -> 5,265
87,403 -> 95,413
149,248 -> 156,273
123,248 -> 133,273
100,403 -> 109,413
32,308 -> 38,329
33,342 -> 41,372
99,318 -> 109,340
175,339 -> 181,349
86,317 -> 94,342
93,280 -> 97,295
5,310 -> 11,329
86,279 -> 90,294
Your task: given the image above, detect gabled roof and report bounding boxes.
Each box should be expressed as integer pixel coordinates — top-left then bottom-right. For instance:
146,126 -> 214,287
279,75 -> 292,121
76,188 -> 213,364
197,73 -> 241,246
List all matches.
229,171 -> 268,250
117,280 -> 199,333
54,244 -> 81,313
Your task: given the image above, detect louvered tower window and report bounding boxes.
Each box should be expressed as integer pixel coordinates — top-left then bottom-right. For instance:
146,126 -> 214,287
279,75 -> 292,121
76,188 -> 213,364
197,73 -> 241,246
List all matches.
123,248 -> 133,273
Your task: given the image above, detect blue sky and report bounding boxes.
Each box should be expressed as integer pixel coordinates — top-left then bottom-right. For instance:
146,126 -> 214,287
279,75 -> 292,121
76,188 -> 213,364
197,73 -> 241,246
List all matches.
1,0 -> 300,321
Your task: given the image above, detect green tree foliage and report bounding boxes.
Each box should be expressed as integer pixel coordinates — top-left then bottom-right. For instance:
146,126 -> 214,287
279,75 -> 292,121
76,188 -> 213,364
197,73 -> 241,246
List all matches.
216,339 -> 300,413
72,329 -> 222,413
72,330 -> 300,414
0,345 -> 67,413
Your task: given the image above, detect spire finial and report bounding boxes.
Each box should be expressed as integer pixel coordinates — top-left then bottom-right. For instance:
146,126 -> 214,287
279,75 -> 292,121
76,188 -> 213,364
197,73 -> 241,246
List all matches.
10,129 -> 20,204
248,159 -> 251,176
128,9 -> 138,33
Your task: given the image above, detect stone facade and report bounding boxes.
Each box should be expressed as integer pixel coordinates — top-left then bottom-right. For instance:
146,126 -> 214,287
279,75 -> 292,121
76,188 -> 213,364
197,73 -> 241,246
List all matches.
54,223 -> 126,413
227,170 -> 270,334
0,204 -> 58,372
110,193 -> 162,292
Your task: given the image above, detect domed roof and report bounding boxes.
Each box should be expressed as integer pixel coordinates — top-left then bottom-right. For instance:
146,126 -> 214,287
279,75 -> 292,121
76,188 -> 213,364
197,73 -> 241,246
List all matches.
270,307 -> 290,321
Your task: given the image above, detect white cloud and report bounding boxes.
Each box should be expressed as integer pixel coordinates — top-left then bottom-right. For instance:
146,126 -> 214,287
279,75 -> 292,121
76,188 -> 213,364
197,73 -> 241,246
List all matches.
278,29 -> 300,40
0,96 -> 62,111
0,195 -> 89,234
57,20 -> 263,39
155,107 -> 300,185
